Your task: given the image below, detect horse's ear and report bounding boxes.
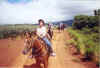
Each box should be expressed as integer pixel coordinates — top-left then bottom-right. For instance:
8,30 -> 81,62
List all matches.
31,30 -> 37,38
33,29 -> 37,35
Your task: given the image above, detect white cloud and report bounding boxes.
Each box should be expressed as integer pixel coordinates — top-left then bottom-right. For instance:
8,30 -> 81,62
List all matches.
0,0 -> 100,24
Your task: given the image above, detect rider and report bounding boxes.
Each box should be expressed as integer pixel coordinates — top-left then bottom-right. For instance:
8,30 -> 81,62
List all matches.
48,23 -> 53,39
48,23 -> 53,30
59,22 -> 63,28
36,19 -> 56,56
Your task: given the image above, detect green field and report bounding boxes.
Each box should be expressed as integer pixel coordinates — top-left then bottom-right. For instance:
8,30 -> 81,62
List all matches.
0,24 -> 38,39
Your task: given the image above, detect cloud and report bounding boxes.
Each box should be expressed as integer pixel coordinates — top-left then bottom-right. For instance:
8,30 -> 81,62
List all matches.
0,0 -> 100,24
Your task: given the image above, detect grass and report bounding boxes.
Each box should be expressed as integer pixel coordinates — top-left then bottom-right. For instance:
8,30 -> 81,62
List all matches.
0,24 -> 38,39
67,27 -> 100,64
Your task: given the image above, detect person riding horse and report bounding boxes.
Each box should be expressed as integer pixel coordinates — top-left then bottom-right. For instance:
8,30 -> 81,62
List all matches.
36,19 -> 56,56
23,31 -> 49,68
58,22 -> 65,32
22,19 -> 56,68
28,19 -> 56,58
47,23 -> 53,39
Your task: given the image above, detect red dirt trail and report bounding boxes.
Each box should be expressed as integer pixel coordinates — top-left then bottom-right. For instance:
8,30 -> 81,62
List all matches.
0,30 -> 98,68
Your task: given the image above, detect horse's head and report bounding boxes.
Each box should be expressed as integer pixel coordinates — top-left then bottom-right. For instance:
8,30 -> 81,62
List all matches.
22,30 -> 45,56
22,31 -> 36,55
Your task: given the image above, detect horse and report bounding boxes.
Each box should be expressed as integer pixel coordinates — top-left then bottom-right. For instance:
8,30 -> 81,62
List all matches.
61,24 -> 66,31
58,23 -> 66,32
22,32 -> 50,68
47,28 -> 53,40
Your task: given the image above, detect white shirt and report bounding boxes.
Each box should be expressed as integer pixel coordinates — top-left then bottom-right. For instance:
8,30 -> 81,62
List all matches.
36,26 -> 47,38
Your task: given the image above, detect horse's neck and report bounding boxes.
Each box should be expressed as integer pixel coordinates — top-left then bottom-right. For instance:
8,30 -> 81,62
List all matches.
34,39 -> 46,50
26,38 -> 31,41
34,39 -> 42,48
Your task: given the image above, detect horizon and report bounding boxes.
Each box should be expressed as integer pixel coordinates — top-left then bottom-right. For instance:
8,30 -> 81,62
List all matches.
0,19 -> 73,25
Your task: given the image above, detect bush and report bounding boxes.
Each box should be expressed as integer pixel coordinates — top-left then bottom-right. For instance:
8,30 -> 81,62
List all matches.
67,27 -> 99,64
72,15 -> 99,29
0,24 -> 38,39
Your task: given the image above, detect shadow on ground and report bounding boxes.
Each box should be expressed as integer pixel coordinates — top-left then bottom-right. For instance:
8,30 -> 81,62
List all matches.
24,63 -> 42,68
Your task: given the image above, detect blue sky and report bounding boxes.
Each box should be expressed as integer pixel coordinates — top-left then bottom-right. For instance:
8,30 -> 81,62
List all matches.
7,0 -> 33,3
0,0 -> 100,24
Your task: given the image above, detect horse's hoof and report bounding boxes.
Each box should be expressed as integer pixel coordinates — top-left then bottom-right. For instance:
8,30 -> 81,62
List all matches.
28,55 -> 34,59
22,51 -> 27,55
50,53 -> 56,56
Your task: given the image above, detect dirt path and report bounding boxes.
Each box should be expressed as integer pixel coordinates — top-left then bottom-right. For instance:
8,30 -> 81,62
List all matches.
0,30 -> 91,68
20,30 -> 86,68
47,30 -> 86,68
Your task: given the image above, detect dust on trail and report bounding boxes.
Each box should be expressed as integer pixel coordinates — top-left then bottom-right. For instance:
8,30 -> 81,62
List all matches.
10,30 -> 86,68
48,30 -> 86,68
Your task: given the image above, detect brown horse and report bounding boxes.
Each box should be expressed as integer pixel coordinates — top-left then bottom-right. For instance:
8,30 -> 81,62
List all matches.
58,24 -> 66,32
22,32 -> 50,68
47,28 -> 53,40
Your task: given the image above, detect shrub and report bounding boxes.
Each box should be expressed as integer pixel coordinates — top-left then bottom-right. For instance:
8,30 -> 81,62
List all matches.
67,27 -> 99,63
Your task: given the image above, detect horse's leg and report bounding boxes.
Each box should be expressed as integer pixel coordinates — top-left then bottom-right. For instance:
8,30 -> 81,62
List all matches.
43,57 -> 48,68
36,58 -> 41,66
58,28 -> 59,32
60,27 -> 62,32
51,31 -> 53,39
62,27 -> 64,31
49,32 -> 52,39
63,26 -> 65,31
59,27 -> 61,32
62,27 -> 63,32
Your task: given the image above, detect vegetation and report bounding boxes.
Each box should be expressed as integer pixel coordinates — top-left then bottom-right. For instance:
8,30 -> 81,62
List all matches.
0,24 -> 38,39
0,23 -> 52,39
67,9 -> 100,64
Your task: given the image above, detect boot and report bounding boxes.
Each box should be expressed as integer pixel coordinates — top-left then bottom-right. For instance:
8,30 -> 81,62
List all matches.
48,46 -> 56,56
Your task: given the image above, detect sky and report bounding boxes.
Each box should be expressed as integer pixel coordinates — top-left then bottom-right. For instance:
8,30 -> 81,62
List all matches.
0,0 -> 100,24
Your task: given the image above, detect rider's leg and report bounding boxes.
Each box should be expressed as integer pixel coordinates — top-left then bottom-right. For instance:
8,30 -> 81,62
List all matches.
42,37 -> 56,56
42,37 -> 52,52
29,48 -> 35,59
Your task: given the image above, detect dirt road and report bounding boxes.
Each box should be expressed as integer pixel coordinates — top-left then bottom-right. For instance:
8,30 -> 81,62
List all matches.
0,30 -> 95,68
20,30 -> 86,68
47,30 -> 86,68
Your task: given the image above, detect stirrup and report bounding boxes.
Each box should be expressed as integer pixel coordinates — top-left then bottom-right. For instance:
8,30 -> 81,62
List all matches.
50,52 -> 56,56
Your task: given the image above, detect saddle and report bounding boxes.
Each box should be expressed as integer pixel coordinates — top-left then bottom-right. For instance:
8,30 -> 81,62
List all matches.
38,37 -> 45,44
37,37 -> 51,54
